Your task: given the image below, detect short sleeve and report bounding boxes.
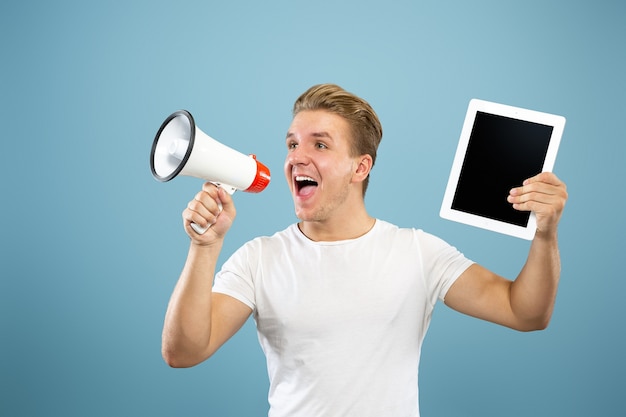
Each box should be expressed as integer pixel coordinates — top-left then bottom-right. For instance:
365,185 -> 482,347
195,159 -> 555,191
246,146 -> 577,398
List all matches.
416,230 -> 474,304
212,241 -> 257,311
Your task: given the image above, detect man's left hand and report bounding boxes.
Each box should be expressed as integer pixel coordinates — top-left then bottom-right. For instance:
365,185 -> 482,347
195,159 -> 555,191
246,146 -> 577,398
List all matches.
508,172 -> 568,237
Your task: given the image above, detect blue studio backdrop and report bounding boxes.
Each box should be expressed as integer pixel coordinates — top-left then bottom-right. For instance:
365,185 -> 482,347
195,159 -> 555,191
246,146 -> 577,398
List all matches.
1,1 -> 624,416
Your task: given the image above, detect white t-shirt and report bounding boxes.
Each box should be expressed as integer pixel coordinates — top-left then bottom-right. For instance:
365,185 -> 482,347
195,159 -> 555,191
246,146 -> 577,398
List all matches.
213,219 -> 474,417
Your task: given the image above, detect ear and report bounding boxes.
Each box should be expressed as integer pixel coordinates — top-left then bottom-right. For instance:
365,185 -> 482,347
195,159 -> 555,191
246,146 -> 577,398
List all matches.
352,154 -> 373,184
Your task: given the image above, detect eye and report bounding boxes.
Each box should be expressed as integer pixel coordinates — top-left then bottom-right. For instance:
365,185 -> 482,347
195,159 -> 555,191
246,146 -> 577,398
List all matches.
315,142 -> 328,150
287,141 -> 298,150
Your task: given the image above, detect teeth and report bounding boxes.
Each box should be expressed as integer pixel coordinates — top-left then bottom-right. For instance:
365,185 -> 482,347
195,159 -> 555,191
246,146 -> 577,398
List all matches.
296,176 -> 316,182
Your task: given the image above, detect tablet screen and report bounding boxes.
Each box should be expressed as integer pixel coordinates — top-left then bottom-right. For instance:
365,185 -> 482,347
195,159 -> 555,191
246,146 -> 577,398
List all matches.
451,111 -> 553,227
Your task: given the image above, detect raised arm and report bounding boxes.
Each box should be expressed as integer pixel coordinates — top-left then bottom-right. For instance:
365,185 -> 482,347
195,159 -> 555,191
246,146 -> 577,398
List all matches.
161,183 -> 253,368
444,172 -> 568,331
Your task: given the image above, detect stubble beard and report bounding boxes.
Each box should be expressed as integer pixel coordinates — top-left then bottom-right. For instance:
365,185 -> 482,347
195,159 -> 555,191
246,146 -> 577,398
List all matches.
295,180 -> 352,224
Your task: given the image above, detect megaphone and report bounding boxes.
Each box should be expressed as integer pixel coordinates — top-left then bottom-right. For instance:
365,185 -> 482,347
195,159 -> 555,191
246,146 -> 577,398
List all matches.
150,110 -> 271,234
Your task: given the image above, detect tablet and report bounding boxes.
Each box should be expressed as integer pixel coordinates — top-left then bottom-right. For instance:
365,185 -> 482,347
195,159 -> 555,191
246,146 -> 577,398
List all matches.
440,99 -> 565,240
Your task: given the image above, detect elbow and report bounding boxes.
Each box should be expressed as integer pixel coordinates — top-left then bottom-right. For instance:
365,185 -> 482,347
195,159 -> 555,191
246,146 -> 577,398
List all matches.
162,345 -> 197,368
161,334 -> 182,367
534,317 -> 551,331
515,315 -> 552,332
162,352 -> 202,369
518,322 -> 549,333
161,342 -> 211,368
162,346 -> 188,368
163,355 -> 183,369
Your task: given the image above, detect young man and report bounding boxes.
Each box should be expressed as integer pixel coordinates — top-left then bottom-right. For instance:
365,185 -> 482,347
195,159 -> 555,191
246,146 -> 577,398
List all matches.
161,84 -> 568,417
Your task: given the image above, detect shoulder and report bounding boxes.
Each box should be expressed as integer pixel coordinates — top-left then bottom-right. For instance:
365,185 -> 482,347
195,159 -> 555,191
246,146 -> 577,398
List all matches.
233,223 -> 302,257
373,220 -> 468,261
373,219 -> 440,245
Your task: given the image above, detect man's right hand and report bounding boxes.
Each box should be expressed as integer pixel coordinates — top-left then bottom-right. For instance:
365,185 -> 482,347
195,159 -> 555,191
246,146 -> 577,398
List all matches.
183,182 -> 237,245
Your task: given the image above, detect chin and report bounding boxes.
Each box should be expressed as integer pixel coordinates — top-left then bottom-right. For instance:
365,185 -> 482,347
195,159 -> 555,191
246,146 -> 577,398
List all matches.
293,207 -> 319,223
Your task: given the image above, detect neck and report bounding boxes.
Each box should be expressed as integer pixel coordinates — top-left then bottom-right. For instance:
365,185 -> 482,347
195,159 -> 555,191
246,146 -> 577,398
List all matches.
298,208 -> 375,242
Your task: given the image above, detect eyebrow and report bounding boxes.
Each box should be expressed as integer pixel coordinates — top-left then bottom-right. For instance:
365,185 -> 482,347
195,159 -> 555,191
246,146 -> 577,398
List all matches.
285,131 -> 333,140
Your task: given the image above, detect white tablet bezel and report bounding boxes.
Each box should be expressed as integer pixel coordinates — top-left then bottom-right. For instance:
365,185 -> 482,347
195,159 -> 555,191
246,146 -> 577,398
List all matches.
440,99 -> 565,240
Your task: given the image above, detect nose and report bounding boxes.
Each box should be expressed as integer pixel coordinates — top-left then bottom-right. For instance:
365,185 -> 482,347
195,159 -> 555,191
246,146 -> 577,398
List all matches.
286,145 -> 310,166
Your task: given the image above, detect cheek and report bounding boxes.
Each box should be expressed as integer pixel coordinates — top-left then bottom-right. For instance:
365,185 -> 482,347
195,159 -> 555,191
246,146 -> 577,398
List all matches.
283,160 -> 293,188
326,159 -> 355,181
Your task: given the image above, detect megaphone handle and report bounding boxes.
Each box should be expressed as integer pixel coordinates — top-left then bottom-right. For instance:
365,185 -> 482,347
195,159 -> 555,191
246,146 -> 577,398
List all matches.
190,222 -> 211,235
190,185 -> 229,235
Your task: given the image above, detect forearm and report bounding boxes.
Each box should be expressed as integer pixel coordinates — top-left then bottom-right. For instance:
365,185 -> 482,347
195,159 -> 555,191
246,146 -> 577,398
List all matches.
161,241 -> 223,367
510,231 -> 561,330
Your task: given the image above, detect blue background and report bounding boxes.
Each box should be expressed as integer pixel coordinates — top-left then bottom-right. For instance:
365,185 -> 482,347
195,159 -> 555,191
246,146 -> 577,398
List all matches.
1,1 -> 624,416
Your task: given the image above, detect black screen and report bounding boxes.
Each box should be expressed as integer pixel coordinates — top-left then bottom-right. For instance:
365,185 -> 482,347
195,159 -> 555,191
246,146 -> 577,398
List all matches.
451,111 -> 553,227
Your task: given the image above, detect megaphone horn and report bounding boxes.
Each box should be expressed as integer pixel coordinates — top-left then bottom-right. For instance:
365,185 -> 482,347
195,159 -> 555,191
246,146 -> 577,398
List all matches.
150,110 -> 271,234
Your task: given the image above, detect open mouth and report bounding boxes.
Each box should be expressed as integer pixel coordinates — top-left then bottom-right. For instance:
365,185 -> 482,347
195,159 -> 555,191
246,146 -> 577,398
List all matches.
295,175 -> 318,195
